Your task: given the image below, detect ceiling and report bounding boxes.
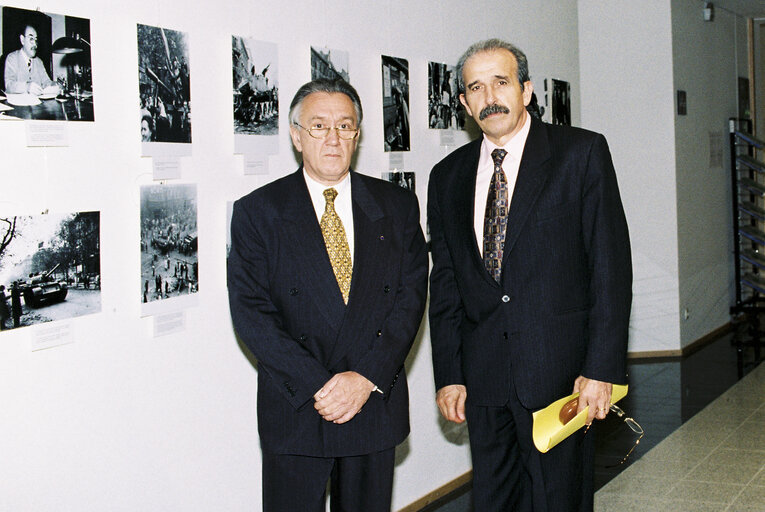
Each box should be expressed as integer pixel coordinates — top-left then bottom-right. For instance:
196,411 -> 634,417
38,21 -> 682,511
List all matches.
712,0 -> 765,18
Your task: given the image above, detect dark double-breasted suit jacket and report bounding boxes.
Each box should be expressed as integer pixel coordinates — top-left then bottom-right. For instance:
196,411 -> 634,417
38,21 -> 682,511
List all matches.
428,118 -> 632,411
228,169 -> 428,457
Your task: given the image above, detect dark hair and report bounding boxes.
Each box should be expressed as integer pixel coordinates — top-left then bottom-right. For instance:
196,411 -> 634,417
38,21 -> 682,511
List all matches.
456,39 -> 530,94
289,78 -> 363,126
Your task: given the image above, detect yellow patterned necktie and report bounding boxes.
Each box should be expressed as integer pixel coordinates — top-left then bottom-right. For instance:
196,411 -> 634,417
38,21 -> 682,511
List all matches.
320,188 -> 353,304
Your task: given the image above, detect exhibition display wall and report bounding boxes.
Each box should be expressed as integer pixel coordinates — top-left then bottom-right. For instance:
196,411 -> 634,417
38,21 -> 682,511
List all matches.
0,1 -> 583,510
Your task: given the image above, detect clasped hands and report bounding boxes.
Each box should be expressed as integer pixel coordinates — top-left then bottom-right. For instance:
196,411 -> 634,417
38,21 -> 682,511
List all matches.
314,371 -> 375,424
436,376 -> 613,426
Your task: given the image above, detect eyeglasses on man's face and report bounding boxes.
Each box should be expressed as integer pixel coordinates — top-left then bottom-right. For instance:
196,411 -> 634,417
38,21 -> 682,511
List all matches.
294,122 -> 359,140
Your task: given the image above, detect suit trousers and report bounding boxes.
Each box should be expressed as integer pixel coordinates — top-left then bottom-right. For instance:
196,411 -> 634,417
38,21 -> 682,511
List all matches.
262,447 -> 395,512
465,382 -> 594,512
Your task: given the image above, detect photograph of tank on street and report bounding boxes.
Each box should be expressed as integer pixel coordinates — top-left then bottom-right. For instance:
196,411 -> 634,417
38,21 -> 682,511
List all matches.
0,212 -> 101,332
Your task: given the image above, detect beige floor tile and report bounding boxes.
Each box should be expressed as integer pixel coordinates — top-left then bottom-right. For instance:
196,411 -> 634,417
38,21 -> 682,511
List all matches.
657,500 -> 728,512
617,457 -> 699,481
707,447 -> 765,467
596,474 -> 675,498
751,469 -> 765,487
721,422 -> 765,452
665,480 -> 744,504
685,457 -> 761,485
639,436 -> 712,465
727,484 -> 765,511
593,494 -> 665,512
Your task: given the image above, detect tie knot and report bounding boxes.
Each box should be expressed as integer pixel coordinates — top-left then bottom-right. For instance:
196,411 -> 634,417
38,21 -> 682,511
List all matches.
491,148 -> 508,168
323,188 -> 338,203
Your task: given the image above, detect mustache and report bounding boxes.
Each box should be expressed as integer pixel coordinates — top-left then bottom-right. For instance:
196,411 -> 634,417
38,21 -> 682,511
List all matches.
479,104 -> 510,120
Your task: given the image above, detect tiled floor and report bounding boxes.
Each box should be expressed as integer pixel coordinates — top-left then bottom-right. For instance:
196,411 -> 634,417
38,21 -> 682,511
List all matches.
595,360 -> 765,511
422,334 -> 763,512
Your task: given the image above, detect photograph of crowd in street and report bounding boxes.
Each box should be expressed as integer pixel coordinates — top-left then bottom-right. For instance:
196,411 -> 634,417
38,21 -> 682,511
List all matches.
138,24 -> 191,143
0,212 -> 101,332
382,171 -> 415,192
232,36 -> 278,136
310,46 -> 349,82
427,62 -> 464,130
0,5 -> 94,121
382,55 -> 410,152
140,184 -> 198,308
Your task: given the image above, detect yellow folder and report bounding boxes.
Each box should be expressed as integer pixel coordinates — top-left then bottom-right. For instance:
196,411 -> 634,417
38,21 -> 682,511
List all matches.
532,384 -> 628,453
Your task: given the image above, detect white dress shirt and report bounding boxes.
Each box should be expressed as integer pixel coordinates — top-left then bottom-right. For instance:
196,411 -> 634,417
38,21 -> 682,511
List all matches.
304,170 -> 355,262
473,114 -> 531,255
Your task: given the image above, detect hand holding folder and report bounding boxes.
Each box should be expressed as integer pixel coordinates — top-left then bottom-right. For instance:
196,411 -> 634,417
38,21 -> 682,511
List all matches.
532,384 -> 629,453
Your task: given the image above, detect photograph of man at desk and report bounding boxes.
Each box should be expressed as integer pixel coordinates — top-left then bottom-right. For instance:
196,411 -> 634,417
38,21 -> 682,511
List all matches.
0,5 -> 94,121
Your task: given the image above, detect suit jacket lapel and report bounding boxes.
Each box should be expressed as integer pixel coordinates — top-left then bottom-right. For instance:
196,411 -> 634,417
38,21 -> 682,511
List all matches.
502,118 -> 552,259
450,139 -> 493,283
280,169 -> 347,330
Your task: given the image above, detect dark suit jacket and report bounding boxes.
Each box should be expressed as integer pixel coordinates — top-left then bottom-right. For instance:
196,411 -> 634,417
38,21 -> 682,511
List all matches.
228,169 -> 428,457
428,118 -> 632,410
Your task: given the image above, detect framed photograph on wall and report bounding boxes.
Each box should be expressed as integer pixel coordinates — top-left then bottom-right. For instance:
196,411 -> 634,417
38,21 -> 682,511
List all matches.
140,184 -> 198,316
382,55 -> 410,152
232,36 -> 278,156
0,6 -> 94,121
428,62 -> 464,130
138,24 -> 191,154
0,212 -> 101,332
311,46 -> 349,82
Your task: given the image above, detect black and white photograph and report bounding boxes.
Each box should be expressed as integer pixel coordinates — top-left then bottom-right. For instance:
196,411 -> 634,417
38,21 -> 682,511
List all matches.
138,24 -> 191,146
311,46 -> 349,82
0,212 -> 101,332
428,62 -> 464,130
551,78 -> 571,125
140,184 -> 198,316
233,36 -> 278,136
382,55 -> 410,152
382,171 -> 415,192
0,6 -> 94,121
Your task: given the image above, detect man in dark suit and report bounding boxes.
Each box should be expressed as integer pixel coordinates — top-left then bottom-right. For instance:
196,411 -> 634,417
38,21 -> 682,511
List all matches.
428,39 -> 632,511
228,78 -> 428,512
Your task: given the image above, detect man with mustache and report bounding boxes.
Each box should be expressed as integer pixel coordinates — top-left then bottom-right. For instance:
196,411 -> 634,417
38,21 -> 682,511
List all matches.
427,39 -> 632,511
4,24 -> 58,95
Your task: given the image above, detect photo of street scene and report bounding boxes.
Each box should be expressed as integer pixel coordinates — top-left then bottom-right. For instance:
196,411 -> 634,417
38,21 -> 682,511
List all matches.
311,46 -> 349,82
140,184 -> 198,310
382,55 -> 410,152
138,24 -> 191,144
232,36 -> 278,135
0,212 -> 101,332
428,62 -> 464,130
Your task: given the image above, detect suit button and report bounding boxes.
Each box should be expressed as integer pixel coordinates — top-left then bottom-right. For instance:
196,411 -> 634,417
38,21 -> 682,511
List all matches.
501,295 -> 510,303
376,330 -> 382,337
289,288 -> 298,296
299,334 -> 307,342
384,285 -> 391,293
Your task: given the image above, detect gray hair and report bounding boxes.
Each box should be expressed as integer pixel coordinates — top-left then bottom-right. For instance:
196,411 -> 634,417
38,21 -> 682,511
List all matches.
288,78 -> 363,126
455,39 -> 530,95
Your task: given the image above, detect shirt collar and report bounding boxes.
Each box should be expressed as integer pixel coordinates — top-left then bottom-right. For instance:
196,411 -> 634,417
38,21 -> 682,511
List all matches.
303,169 -> 351,198
481,113 -> 531,163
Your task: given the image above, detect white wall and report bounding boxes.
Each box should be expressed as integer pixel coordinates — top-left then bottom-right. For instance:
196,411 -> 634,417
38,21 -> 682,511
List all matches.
0,1 -> 582,510
578,0 -> 681,353
671,1 -> 746,347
